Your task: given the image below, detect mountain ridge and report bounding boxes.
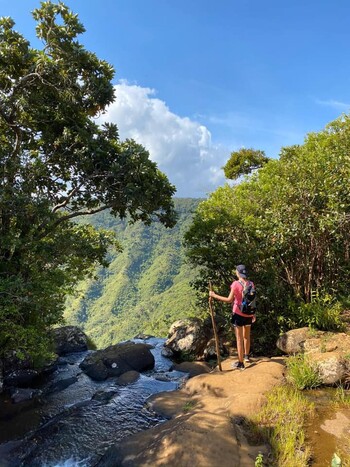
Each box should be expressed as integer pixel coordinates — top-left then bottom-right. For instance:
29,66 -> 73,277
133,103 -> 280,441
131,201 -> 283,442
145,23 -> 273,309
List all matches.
64,198 -> 203,348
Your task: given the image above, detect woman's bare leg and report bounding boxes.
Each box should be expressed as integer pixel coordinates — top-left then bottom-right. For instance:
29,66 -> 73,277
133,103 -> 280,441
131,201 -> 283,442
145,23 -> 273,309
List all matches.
235,326 -> 244,362
243,325 -> 251,356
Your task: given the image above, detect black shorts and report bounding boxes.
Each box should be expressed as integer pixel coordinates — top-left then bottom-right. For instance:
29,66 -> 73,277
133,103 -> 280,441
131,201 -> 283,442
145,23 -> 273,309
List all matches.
231,313 -> 253,327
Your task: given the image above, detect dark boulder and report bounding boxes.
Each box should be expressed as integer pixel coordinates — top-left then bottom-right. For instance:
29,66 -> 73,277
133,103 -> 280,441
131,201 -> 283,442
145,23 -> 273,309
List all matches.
4,369 -> 39,388
9,387 -> 41,404
115,370 -> 140,386
51,326 -> 88,355
80,342 -> 155,381
92,389 -> 119,403
45,376 -> 78,395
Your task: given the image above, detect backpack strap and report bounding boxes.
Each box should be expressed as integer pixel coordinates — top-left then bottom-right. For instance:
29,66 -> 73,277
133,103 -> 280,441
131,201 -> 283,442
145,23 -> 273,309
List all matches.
238,280 -> 250,302
239,279 -> 251,290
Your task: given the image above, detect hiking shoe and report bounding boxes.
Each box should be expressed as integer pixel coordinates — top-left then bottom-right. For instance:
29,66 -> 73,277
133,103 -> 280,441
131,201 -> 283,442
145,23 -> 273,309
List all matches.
232,361 -> 245,370
244,354 -> 251,363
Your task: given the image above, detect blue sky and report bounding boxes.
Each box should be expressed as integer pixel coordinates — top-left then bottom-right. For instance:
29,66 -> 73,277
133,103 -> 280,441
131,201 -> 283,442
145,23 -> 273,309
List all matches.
2,0 -> 350,197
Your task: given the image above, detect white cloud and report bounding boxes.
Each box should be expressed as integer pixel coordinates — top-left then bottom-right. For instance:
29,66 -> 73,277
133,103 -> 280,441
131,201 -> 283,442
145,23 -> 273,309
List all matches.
315,98 -> 350,112
98,80 -> 229,198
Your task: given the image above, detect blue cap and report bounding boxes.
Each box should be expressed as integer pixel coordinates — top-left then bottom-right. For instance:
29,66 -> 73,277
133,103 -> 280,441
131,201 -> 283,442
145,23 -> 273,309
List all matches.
236,264 -> 248,278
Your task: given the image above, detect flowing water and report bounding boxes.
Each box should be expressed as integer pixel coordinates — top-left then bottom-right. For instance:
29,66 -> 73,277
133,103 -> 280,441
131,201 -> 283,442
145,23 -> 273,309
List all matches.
0,338 -> 188,467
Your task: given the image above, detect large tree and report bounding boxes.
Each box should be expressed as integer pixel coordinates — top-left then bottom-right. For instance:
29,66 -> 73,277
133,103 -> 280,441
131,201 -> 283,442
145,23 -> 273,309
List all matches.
0,2 -> 176,359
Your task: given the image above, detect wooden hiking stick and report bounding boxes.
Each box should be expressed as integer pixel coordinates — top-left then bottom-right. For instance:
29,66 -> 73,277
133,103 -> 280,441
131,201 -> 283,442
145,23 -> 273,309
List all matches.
209,281 -> 222,371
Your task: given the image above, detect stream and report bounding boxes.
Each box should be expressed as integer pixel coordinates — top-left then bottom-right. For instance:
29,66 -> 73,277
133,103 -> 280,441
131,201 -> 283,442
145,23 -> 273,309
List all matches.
0,338 -> 188,467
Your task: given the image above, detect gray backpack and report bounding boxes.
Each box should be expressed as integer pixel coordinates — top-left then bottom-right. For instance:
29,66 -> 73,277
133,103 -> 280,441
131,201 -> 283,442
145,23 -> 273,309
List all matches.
239,280 -> 257,315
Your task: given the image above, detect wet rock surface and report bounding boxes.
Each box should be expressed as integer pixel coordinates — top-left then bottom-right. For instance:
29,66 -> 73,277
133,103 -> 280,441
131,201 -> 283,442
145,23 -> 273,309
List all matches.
305,388 -> 350,465
321,410 -> 350,438
9,387 -> 41,404
0,337 -> 183,466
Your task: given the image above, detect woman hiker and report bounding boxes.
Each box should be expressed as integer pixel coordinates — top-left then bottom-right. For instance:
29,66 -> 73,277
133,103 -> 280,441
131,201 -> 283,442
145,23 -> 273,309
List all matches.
209,264 -> 256,370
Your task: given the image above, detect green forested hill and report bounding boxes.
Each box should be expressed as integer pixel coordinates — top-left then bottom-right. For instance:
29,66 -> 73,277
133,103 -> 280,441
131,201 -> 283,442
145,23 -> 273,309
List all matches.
64,198 -> 203,348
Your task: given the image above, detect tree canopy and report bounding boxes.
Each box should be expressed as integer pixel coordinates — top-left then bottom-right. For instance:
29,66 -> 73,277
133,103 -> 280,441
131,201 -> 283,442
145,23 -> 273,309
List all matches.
0,2 -> 176,360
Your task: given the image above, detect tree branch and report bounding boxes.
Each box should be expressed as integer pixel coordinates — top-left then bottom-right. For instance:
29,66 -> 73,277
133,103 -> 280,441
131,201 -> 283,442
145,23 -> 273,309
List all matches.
0,105 -> 23,163
37,204 -> 113,240
10,72 -> 61,99
51,184 -> 83,213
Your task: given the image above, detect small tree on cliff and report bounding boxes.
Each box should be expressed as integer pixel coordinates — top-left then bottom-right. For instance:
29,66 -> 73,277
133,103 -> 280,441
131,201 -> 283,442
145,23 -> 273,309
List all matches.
0,2 -> 176,359
222,148 -> 270,180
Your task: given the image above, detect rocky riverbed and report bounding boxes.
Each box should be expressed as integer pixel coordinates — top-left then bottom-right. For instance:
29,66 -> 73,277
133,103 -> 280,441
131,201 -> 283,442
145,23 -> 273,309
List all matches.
0,336 -> 189,466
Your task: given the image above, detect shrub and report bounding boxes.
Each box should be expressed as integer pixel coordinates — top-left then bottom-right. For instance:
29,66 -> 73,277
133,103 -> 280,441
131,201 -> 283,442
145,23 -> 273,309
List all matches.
288,293 -> 345,332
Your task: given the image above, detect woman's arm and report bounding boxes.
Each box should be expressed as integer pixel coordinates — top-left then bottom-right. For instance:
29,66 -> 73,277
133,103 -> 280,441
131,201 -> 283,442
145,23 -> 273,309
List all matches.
209,288 -> 234,303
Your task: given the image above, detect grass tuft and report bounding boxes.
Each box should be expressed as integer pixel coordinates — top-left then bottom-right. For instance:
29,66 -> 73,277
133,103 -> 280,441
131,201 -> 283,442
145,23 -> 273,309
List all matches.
286,353 -> 322,390
333,384 -> 350,407
253,385 -> 315,466
182,399 -> 198,413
